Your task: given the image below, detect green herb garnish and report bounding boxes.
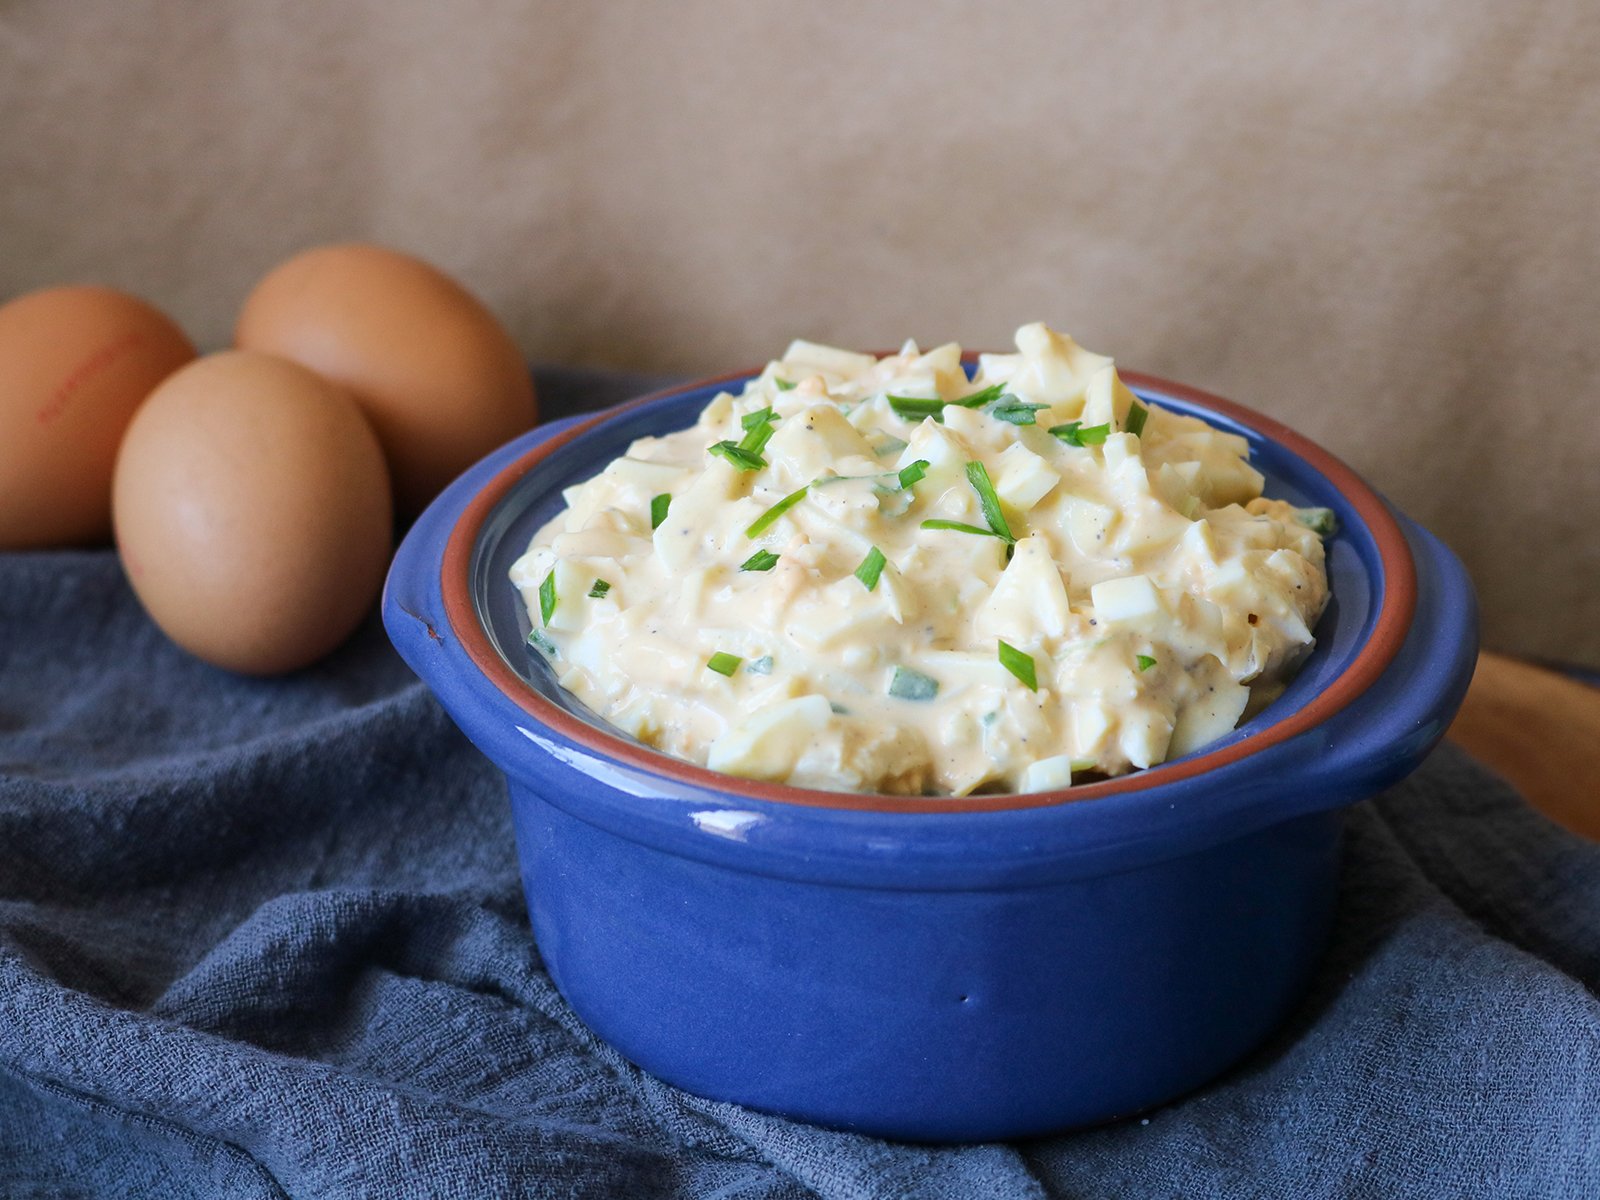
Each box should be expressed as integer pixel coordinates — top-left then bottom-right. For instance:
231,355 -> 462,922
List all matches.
897,459 -> 930,490
886,382 -> 1009,423
526,627 -> 559,659
888,666 -> 939,701
920,519 -> 1006,539
1125,402 -> 1148,438
955,382 -> 1008,408
746,655 -> 773,675
854,546 -> 887,591
887,394 -> 947,421
587,579 -> 611,599
989,399 -> 1050,426
745,486 -> 808,538
1048,421 -> 1111,447
538,570 -> 558,626
650,493 -> 671,529
738,407 -> 780,455
1136,654 -> 1157,672
998,639 -> 1037,690
965,461 -> 1015,543
773,377 -> 797,391
709,440 -> 765,471
740,549 -> 780,572
740,420 -> 777,457
706,652 -> 743,677
1295,507 -> 1339,536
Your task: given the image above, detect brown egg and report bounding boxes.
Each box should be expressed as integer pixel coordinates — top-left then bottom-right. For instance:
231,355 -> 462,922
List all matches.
235,243 -> 536,515
112,351 -> 392,675
0,286 -> 196,548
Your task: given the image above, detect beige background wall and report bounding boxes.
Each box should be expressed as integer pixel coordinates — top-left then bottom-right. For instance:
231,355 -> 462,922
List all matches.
4,0 -> 1597,664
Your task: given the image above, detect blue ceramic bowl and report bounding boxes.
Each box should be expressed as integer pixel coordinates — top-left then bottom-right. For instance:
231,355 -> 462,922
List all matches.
383,367 -> 1477,1142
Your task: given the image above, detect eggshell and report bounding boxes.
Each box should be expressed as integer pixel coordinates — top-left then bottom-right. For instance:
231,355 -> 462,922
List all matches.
113,351 -> 392,675
234,243 -> 536,515
0,286 -> 196,548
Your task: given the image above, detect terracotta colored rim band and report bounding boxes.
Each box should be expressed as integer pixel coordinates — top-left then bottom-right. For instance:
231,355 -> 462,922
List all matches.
442,365 -> 1418,814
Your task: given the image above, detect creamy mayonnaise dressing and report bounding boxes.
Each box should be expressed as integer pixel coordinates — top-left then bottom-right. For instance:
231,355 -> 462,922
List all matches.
511,323 -> 1331,796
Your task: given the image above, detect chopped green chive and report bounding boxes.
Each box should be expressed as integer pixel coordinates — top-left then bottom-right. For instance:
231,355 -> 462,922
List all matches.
897,459 -> 930,490
737,406 -> 781,455
920,518 -> 1006,539
965,461 -> 1015,543
773,377 -> 797,391
587,579 -> 611,599
854,546 -> 887,591
887,394 -> 947,421
739,419 -> 777,457
1136,654 -> 1157,672
706,651 -> 743,677
1295,507 -> 1339,536
998,639 -> 1037,690
886,382 -> 1009,423
526,627 -> 559,658
1048,421 -> 1111,447
746,655 -> 773,675
538,569 -> 558,626
745,486 -> 809,538
650,493 -> 671,529
1125,402 -> 1149,438
709,440 -> 765,471
872,435 -> 909,457
989,399 -> 1050,426
955,382 -> 1008,408
888,666 -> 939,701
740,549 -> 780,572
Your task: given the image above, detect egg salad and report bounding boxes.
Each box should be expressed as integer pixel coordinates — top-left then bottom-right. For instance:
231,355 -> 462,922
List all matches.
511,323 -> 1333,796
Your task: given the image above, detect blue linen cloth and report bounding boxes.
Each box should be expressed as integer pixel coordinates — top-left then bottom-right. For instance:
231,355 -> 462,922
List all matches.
2,366 -> 1598,1199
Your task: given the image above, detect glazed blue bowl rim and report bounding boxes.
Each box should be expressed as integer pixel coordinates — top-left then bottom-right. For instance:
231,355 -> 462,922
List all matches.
432,364 -> 1417,816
